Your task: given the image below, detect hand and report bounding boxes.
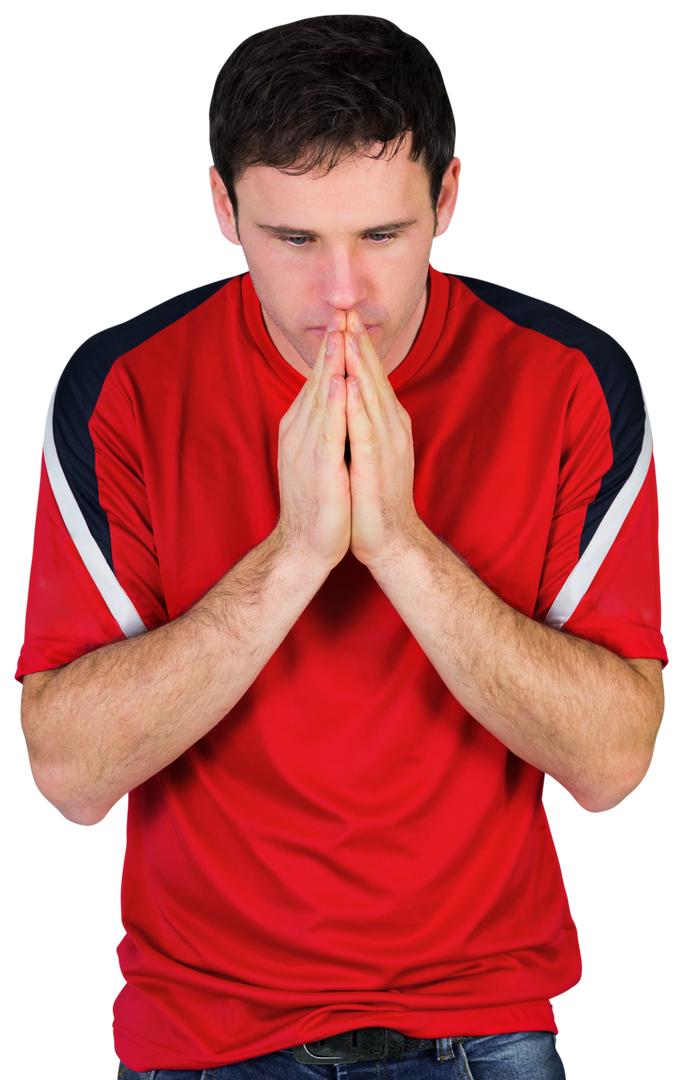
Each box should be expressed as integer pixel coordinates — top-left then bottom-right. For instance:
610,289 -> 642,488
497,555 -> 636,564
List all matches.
274,312 -> 351,569
343,311 -> 423,567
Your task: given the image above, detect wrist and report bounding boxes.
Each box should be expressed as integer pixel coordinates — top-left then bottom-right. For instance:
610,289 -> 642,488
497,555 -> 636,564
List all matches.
267,525 -> 340,580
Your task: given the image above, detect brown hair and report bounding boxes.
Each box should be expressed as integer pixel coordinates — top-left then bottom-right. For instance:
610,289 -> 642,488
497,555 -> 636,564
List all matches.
209,15 -> 456,223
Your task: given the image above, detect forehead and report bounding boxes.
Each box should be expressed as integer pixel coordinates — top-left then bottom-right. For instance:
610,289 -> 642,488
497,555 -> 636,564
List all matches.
235,141 -> 431,225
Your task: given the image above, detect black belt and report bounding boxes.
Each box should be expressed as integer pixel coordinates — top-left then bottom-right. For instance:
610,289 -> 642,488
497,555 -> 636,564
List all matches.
292,1027 -> 443,1064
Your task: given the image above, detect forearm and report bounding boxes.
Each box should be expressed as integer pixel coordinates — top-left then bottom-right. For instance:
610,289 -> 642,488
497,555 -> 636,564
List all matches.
368,523 -> 664,811
21,529 -> 330,825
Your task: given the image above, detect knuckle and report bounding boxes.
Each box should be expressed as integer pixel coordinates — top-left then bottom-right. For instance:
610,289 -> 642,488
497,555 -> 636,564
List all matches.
310,393 -> 326,419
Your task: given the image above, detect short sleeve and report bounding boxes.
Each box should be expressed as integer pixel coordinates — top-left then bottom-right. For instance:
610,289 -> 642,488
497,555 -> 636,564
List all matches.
534,355 -> 667,667
16,350 -> 168,681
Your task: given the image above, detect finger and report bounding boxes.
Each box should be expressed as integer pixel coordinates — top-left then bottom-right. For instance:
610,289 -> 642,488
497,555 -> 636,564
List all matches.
278,338 -> 324,439
314,309 -> 346,380
347,312 -> 388,384
343,326 -> 393,445
317,370 -> 350,463
345,312 -> 404,434
345,375 -> 377,461
296,324 -> 350,455
281,312 -> 345,438
345,312 -> 392,404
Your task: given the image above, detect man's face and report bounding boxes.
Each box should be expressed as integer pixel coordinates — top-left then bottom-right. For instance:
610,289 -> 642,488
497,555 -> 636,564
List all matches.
210,140 -> 459,376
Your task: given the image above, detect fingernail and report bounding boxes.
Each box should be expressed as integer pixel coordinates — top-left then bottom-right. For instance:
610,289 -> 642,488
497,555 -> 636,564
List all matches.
327,316 -> 339,332
354,314 -> 365,333
326,334 -> 336,356
349,334 -> 360,353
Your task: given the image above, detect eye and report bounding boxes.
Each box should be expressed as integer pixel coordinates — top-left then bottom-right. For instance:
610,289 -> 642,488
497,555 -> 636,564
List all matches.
366,232 -> 398,244
280,235 -> 310,247
276,232 -> 397,247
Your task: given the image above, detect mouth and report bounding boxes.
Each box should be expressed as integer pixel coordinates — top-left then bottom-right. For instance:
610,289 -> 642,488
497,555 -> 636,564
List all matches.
309,324 -> 378,338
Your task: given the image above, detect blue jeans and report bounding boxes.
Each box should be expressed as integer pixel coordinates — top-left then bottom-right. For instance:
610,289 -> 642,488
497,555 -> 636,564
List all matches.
118,1031 -> 565,1079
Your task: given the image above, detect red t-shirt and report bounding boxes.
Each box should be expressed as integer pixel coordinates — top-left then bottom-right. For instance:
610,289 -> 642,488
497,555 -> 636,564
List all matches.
17,267 -> 667,1070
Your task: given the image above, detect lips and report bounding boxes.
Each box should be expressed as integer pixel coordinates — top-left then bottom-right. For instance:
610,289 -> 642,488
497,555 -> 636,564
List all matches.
309,324 -> 378,335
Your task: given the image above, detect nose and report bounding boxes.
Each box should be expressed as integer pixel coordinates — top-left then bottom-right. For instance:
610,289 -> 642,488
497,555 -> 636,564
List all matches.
316,245 -> 368,312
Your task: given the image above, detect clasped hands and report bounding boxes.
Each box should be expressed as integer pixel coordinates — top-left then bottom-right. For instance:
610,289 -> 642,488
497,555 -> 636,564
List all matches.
323,308 -> 423,568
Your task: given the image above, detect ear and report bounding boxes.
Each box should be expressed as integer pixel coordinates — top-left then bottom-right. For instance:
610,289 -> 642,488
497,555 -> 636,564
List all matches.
205,163 -> 239,247
436,154 -> 464,240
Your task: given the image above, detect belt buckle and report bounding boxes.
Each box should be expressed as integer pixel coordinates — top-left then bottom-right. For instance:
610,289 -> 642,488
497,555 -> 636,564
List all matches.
292,1042 -> 359,1064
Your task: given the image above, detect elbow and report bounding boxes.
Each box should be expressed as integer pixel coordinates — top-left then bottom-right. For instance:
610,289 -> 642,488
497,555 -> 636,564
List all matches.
570,750 -> 654,813
44,786 -> 121,825
22,677 -> 113,825
570,790 -> 639,812
566,699 -> 665,816
574,788 -> 633,814
27,754 -> 112,826
44,788 -> 112,827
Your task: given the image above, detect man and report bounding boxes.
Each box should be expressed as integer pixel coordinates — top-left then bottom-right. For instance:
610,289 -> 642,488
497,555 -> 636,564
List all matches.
17,14 -> 666,1079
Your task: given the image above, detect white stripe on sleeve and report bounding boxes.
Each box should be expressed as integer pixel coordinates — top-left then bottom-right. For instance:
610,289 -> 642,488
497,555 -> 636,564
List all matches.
544,403 -> 652,630
43,384 -> 147,639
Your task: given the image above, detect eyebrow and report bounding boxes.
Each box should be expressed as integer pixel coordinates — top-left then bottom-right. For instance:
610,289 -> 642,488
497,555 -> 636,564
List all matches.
255,219 -> 418,237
